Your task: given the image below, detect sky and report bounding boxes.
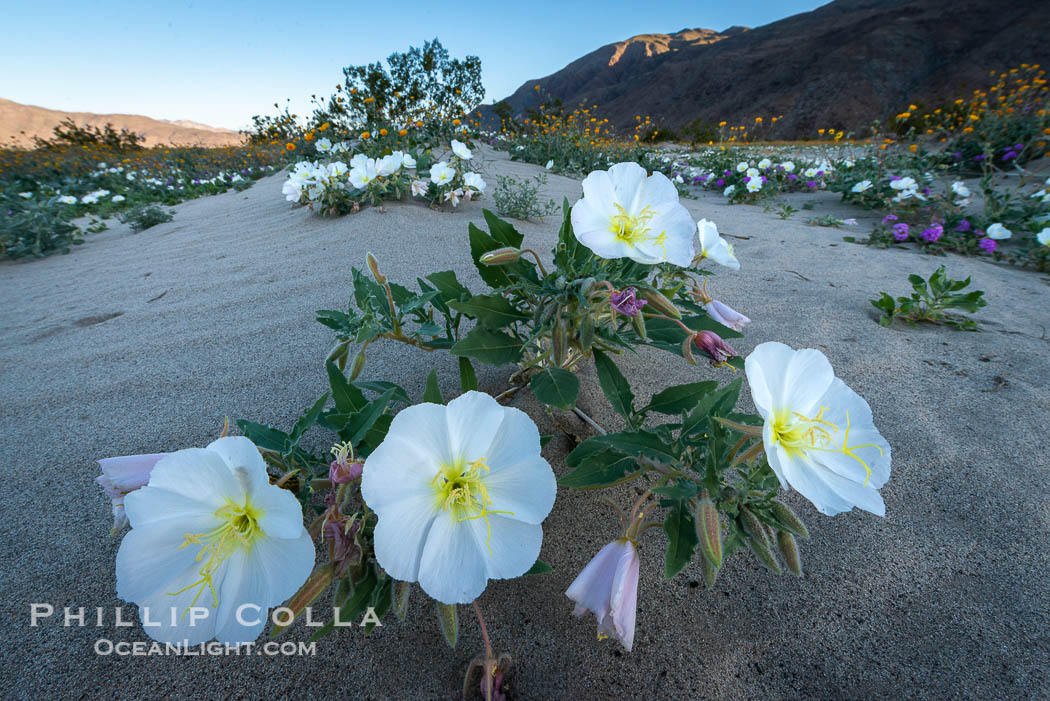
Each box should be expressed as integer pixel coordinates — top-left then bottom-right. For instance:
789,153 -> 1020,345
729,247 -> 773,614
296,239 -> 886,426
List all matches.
1,0 -> 826,131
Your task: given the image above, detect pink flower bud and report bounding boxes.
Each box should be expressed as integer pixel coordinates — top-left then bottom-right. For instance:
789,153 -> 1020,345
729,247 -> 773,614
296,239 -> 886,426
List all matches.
609,287 -> 647,317
329,458 -> 363,484
96,453 -> 168,534
565,538 -> 639,652
692,330 -> 736,365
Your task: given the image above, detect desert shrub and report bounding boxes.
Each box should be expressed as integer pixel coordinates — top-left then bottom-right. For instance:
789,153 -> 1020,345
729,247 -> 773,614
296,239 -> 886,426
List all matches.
492,173 -> 558,220
120,204 -> 174,231
0,199 -> 82,258
32,118 -> 145,151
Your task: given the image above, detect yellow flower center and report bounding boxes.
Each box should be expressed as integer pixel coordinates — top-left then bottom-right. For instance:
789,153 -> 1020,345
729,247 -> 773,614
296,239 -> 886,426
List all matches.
168,497 -> 265,608
608,204 -> 669,259
431,457 -> 513,555
771,407 -> 882,485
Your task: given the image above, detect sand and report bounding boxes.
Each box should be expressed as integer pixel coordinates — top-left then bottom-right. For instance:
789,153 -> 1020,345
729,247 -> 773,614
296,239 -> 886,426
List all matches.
1,147 -> 1048,700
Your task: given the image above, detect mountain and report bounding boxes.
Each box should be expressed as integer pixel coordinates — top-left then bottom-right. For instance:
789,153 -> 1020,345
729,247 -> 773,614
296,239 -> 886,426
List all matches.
0,98 -> 243,148
491,0 -> 1050,138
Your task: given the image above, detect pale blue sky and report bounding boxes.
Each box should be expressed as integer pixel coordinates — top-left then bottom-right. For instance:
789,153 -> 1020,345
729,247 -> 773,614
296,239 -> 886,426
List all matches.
1,0 -> 826,130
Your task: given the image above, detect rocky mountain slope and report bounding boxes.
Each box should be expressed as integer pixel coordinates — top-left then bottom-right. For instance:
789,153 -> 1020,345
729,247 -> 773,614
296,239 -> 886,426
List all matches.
491,0 -> 1050,138
0,98 -> 243,148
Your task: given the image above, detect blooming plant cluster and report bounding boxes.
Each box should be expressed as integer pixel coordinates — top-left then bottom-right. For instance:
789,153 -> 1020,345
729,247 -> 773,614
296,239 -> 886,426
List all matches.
99,161 -> 893,699
280,138 -> 486,215
667,153 -> 838,202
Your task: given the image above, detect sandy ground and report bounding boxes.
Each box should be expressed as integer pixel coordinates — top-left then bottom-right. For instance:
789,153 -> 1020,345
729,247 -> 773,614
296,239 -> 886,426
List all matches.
2,147 -> 1048,700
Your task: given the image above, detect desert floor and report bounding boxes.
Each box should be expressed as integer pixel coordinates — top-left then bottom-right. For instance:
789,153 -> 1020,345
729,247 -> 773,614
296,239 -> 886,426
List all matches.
2,147 -> 1047,700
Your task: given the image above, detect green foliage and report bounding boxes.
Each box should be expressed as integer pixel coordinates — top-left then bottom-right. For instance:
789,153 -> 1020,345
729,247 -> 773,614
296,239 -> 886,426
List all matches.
871,265 -> 988,330
492,173 -> 558,221
120,203 -> 174,231
32,117 -> 145,151
0,199 -> 82,258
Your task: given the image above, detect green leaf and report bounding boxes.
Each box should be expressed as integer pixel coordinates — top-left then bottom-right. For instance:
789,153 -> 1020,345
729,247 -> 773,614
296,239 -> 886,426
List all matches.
645,381 -> 718,415
458,357 -> 478,392
327,360 -> 368,414
234,419 -> 289,453
289,393 -> 329,448
450,327 -> 523,365
593,350 -> 634,419
567,429 -> 678,466
449,294 -> 529,328
309,567 -> 377,642
425,270 -> 471,305
354,380 -> 411,405
482,208 -> 524,248
663,502 -> 699,579
423,369 -> 444,404
559,448 -> 641,489
436,602 -> 458,649
652,480 -> 698,500
524,559 -> 553,575
679,379 -> 744,441
528,367 -> 580,410
342,387 -> 396,446
469,222 -> 514,289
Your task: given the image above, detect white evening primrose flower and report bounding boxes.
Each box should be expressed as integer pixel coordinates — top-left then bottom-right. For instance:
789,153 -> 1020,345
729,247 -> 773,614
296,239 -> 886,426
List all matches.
111,195 -> 126,203
780,161 -> 795,172
327,161 -> 348,179
890,176 -> 916,191
315,137 -> 332,153
411,179 -> 428,197
804,167 -> 818,178
736,161 -> 749,173
81,194 -> 99,204
723,184 -> 736,198
851,180 -> 872,193
376,153 -> 403,177
349,153 -> 370,170
430,161 -> 455,186
745,342 -> 891,517
545,159 -> 554,169
349,159 -> 379,189
19,191 -> 33,198
400,151 -> 417,169
58,195 -> 77,204
1037,228 -> 1050,246
115,437 -> 314,645
695,218 -> 740,270
332,141 -> 350,153
746,177 -> 762,193
463,172 -> 486,193
986,222 -> 1011,240
951,181 -> 970,199
758,158 -> 772,170
746,167 -> 760,179
570,161 -> 695,266
444,187 -> 464,207
360,391 -> 556,604
451,139 -> 473,160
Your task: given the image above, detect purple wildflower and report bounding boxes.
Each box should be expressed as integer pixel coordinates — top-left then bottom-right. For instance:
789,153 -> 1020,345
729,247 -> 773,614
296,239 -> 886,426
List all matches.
978,237 -> 996,253
921,223 -> 943,243
806,181 -> 816,189
892,223 -> 910,241
882,214 -> 899,224
609,287 -> 647,317
715,178 -> 725,187
955,219 -> 971,232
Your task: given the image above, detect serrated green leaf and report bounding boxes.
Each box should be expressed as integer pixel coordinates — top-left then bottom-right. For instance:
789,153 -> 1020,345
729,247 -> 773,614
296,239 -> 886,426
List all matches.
663,502 -> 699,579
354,380 -> 411,405
234,419 -> 289,453
645,381 -> 718,415
288,393 -> 329,449
528,367 -> 580,410
593,350 -> 634,419
567,429 -> 677,466
327,360 -> 368,414
425,270 -> 471,305
559,448 -> 641,488
450,326 -> 523,365
449,294 -> 529,327
482,208 -> 524,248
341,387 -> 396,446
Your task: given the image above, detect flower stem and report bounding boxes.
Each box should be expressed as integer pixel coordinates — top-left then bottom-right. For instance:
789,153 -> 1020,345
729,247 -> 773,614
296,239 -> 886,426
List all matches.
572,407 -> 607,435
472,600 -> 494,660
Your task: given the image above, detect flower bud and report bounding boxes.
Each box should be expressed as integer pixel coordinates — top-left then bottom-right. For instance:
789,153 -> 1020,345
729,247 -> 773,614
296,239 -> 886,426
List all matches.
552,315 -> 568,367
631,311 -> 647,340
347,344 -> 366,380
741,506 -> 781,573
777,531 -> 803,577
326,340 -> 349,369
701,550 -> 719,589
695,490 -> 723,569
639,288 -> 680,319
479,247 -> 522,265
704,299 -> 750,331
770,499 -> 810,539
578,277 -> 598,297
692,330 -> 736,365
579,313 -> 595,352
366,252 -> 386,283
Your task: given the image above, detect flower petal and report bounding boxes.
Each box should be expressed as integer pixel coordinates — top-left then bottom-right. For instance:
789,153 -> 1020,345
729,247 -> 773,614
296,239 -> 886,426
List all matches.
482,456 -> 556,525
418,512 -> 489,604
466,514 -> 543,580
566,540 -> 624,621
124,484 -> 221,530
250,482 -> 309,540
607,162 -> 647,205
142,448 -> 239,511
445,391 -> 505,460
360,403 -> 450,513
206,436 -> 269,493
485,404 -> 541,468
371,490 -> 440,583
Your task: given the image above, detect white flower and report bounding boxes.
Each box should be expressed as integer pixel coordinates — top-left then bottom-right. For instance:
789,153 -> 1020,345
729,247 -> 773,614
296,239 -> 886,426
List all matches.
315,137 -> 332,153
566,538 -> 639,652
758,158 -> 772,170
704,299 -> 749,330
723,184 -> 736,198
736,161 -> 749,173
745,342 -> 891,516
327,161 -> 348,179
451,139 -> 472,160
890,176 -> 916,191
360,391 -> 557,604
126,172 -> 136,181
746,177 -> 762,193
430,161 -> 455,186
349,159 -> 379,189
746,167 -> 760,178
1037,228 -> 1050,246
58,195 -> 77,204
81,194 -> 99,204
463,172 -> 486,193
570,162 -> 695,266
986,223 -> 1012,240
951,181 -> 970,199
804,167 -> 818,178
115,437 -> 314,644
19,191 -> 33,198
695,219 -> 740,270
411,179 -> 428,197
444,187 -> 464,207
349,153 -> 370,170
851,180 -> 872,193
545,159 -> 554,170
780,161 -> 795,172
377,153 -> 403,177
111,195 -> 126,203
397,151 -> 416,169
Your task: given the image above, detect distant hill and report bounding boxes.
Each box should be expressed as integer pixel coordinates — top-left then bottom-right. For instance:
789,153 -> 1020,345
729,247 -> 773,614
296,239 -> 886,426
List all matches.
489,0 -> 1050,138
0,98 -> 243,148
